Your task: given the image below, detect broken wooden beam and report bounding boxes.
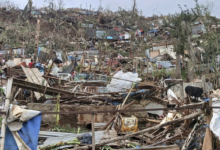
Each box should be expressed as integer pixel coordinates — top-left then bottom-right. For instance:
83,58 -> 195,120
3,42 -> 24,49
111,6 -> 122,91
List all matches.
12,78 -> 89,96
146,118 -> 161,124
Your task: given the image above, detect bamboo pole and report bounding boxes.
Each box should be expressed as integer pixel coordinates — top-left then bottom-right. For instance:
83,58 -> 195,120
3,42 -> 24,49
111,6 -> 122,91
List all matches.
0,78 -> 13,150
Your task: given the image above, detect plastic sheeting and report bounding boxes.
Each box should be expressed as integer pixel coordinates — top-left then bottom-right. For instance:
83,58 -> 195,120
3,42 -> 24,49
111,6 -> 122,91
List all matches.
3,114 -> 42,150
80,133 -> 92,144
122,89 -> 149,98
210,101 -> 220,140
107,71 -> 141,92
167,89 -> 178,101
6,60 -> 16,67
156,61 -> 175,68
149,29 -> 158,33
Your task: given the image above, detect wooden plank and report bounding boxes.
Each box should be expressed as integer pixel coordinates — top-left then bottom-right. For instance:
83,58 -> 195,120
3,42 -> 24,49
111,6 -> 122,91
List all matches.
21,66 -> 42,100
32,68 -> 49,86
0,78 -> 13,150
115,145 -> 180,150
12,78 -> 87,96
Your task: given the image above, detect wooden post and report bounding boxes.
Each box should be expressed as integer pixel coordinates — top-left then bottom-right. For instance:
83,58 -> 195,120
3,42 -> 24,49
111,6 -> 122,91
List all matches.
0,78 -> 13,150
34,19 -> 41,63
43,79 -> 49,97
31,91 -> 34,102
5,50 -> 7,62
46,61 -> 54,76
59,76 -> 61,89
92,113 -> 95,150
180,81 -> 184,101
202,75 -> 208,98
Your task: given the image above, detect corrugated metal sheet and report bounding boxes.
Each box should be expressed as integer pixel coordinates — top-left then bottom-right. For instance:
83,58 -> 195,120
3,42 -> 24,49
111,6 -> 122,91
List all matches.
38,51 -> 49,63
62,62 -> 73,73
39,130 -> 118,148
68,50 -> 99,57
156,61 -> 174,68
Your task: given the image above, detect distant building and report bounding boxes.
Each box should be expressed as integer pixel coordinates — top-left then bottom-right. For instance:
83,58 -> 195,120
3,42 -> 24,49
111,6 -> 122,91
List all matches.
86,29 -> 118,40
31,10 -> 41,18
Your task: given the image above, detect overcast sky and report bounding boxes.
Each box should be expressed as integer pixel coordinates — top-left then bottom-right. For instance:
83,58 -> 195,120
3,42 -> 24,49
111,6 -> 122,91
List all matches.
4,0 -> 220,17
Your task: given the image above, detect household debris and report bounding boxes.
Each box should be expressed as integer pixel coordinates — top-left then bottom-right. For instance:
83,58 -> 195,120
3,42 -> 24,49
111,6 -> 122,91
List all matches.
0,1 -> 220,149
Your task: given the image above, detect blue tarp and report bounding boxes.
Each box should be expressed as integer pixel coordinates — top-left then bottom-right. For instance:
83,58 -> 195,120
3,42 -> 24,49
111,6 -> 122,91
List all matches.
68,56 -> 80,61
107,36 -> 113,39
148,29 -> 158,33
3,114 -> 42,150
38,47 -> 41,55
122,89 -> 149,98
104,98 -> 121,105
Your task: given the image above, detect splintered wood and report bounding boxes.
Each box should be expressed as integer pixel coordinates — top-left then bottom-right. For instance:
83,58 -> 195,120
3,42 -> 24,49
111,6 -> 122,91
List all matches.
21,66 -> 49,100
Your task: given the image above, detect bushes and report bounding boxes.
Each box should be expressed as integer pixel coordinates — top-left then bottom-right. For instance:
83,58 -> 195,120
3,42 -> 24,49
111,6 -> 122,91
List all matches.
152,68 -> 171,79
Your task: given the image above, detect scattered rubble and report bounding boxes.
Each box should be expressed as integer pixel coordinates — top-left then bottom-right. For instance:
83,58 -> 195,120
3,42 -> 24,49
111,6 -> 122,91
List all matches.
0,0 -> 220,149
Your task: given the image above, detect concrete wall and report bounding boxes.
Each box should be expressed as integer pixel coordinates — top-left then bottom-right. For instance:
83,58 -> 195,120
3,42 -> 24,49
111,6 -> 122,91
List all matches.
170,82 -> 213,98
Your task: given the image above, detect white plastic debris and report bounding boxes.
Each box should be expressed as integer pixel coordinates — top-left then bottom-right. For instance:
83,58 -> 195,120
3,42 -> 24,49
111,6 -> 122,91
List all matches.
210,101 -> 220,139
167,89 -> 178,101
107,71 -> 141,92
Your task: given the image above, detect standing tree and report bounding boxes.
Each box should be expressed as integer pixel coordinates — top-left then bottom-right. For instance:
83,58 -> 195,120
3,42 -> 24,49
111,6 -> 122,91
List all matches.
163,13 -> 187,79
163,1 -> 205,81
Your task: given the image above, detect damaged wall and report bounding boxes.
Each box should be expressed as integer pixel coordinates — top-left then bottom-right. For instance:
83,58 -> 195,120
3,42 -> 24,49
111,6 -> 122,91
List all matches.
170,82 -> 213,97
28,103 -> 116,125
27,103 -> 150,125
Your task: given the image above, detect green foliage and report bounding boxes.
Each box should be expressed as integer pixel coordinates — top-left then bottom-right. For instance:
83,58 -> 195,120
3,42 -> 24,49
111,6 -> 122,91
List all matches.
152,64 -> 157,69
152,69 -> 171,78
101,145 -> 113,150
62,66 -> 68,70
181,69 -> 187,81
52,124 -> 87,133
0,88 -> 4,95
0,117 -> 2,128
75,65 -> 81,72
126,143 -> 139,148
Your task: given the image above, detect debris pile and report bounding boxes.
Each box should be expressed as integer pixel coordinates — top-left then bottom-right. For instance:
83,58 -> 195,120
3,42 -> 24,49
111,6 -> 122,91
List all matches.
0,0 -> 220,149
